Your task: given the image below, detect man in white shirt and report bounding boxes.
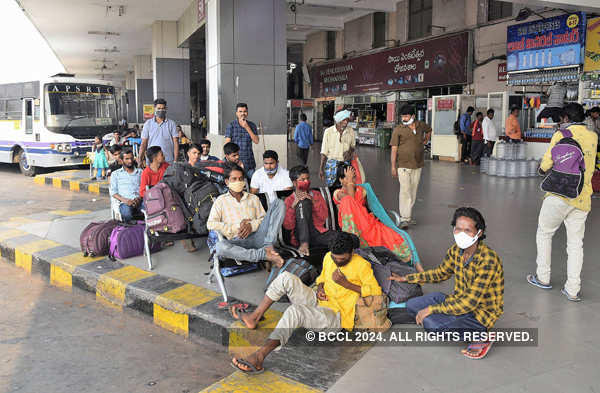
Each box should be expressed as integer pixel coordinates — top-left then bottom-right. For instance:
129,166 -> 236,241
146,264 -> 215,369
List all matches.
250,150 -> 293,203
482,109 -> 497,157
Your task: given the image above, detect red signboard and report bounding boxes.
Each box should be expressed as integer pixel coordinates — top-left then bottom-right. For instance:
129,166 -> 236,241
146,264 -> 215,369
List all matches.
386,102 -> 395,122
436,99 -> 455,111
498,62 -> 507,81
310,32 -> 470,97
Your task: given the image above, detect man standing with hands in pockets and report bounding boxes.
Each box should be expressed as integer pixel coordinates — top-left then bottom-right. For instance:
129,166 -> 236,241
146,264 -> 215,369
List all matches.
390,105 -> 431,229
226,103 -> 260,179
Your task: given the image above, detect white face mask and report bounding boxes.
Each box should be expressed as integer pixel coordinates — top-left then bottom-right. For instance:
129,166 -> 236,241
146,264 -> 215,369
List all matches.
402,117 -> 415,126
453,229 -> 481,249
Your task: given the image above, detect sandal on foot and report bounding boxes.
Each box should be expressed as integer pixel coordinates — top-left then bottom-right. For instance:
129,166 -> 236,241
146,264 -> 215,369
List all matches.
462,341 -> 493,360
526,274 -> 552,290
231,358 -> 264,375
229,305 -> 264,325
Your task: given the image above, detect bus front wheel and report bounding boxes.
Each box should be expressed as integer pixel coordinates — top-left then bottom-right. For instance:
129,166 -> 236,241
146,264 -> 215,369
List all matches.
16,150 -> 37,177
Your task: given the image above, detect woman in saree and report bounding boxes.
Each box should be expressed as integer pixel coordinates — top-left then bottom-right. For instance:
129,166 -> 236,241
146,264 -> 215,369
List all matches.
333,164 -> 423,271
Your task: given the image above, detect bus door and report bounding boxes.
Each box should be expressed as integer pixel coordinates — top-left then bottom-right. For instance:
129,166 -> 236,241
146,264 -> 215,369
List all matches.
23,98 -> 34,134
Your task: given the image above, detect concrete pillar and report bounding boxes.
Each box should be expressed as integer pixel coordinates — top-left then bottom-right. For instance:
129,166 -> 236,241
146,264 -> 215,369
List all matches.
206,0 -> 287,164
152,20 -> 191,132
134,55 -> 153,124
125,71 -> 136,124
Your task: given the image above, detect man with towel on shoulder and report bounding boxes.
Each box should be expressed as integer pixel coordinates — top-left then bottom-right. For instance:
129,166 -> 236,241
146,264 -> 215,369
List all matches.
319,109 -> 361,187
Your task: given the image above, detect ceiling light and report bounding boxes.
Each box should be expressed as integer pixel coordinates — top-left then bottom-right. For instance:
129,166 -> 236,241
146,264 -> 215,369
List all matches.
94,46 -> 119,53
88,31 -> 120,37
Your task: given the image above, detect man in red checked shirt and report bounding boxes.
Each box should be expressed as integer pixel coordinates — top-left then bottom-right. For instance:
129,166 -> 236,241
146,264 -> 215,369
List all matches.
283,165 -> 337,256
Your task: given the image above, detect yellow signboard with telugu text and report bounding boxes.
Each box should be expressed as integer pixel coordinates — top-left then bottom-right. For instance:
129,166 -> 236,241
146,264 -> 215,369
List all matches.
584,17 -> 600,72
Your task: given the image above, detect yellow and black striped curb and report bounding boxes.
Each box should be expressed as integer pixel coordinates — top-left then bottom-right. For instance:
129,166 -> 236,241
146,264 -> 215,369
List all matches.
34,172 -> 110,195
0,220 -> 372,392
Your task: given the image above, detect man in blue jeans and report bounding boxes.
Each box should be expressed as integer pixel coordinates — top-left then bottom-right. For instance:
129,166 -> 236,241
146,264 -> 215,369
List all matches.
207,164 -> 285,267
391,207 -> 504,359
110,149 -> 143,222
459,107 -> 474,163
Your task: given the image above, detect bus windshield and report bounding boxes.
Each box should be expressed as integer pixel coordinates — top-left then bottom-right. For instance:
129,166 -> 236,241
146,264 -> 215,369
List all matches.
44,83 -> 117,138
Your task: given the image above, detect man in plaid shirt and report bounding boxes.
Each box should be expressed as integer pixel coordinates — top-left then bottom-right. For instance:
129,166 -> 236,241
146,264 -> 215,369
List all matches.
225,103 -> 259,178
391,207 -> 504,359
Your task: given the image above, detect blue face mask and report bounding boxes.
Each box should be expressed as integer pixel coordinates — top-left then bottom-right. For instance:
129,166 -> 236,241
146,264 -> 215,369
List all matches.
265,166 -> 278,176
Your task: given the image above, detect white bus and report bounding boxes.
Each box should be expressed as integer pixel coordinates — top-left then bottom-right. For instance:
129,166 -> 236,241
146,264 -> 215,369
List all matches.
0,74 -> 118,176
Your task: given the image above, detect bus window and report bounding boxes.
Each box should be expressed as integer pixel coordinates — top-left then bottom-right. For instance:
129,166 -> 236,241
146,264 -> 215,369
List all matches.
25,99 -> 33,134
7,99 -> 21,120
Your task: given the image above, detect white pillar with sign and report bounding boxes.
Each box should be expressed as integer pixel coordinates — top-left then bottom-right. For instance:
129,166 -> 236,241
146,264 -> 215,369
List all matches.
431,95 -> 475,161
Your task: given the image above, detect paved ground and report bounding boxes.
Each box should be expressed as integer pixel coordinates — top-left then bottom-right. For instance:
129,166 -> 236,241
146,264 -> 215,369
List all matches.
0,260 -> 232,393
6,142 -> 600,392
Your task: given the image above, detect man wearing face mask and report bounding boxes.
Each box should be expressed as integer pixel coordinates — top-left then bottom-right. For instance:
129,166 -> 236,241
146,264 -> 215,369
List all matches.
207,164 -> 286,267
391,207 -> 504,359
249,150 -> 293,203
390,105 -> 432,229
138,98 -> 179,167
283,165 -> 337,256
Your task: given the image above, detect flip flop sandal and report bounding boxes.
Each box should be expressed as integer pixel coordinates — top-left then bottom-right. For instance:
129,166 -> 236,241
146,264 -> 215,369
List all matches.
229,305 -> 265,324
231,358 -> 264,375
462,341 -> 493,360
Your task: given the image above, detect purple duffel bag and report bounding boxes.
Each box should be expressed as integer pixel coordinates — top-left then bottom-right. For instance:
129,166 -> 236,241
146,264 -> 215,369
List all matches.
109,222 -> 161,260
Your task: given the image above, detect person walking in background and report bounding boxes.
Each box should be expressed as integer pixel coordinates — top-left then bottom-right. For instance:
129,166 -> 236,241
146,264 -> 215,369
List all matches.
505,106 -> 522,143
390,105 -> 431,229
138,98 -> 179,167
294,113 -> 313,165
482,109 -> 497,157
225,103 -> 259,178
470,112 -> 484,165
527,103 -> 598,302
319,109 -> 356,186
460,107 -> 474,163
91,135 -> 109,181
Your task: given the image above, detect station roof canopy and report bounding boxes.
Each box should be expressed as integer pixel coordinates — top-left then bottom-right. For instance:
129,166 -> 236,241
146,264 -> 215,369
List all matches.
17,0 -> 395,83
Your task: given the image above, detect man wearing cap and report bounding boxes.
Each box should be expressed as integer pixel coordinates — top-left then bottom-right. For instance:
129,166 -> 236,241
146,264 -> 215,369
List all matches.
319,109 -> 356,186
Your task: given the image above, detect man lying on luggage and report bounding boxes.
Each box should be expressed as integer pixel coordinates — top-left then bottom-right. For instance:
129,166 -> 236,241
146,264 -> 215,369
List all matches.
283,165 -> 336,256
230,231 -> 382,375
390,207 -> 504,360
207,164 -> 285,267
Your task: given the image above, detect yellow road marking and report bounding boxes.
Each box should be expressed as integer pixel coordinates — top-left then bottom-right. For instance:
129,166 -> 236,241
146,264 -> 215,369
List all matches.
0,228 -> 28,241
51,252 -> 104,273
50,265 -> 72,292
96,265 -> 155,309
88,183 -> 100,194
69,181 -> 80,192
154,304 -> 189,337
49,210 -> 91,216
2,217 -> 38,228
154,284 -> 219,313
33,175 -> 46,185
15,239 -> 60,273
199,371 -> 322,393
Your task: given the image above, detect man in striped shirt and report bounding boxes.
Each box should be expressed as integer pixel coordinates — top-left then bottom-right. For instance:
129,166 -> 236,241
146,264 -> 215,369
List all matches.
391,207 -> 504,359
207,164 -> 285,266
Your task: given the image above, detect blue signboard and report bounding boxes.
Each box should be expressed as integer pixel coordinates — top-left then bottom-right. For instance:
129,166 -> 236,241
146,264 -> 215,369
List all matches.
506,12 -> 586,72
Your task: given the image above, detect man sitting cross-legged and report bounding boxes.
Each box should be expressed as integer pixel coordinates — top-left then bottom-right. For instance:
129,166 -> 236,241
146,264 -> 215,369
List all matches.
283,165 -> 336,256
391,207 -> 504,360
206,164 -> 285,266
230,231 -> 382,374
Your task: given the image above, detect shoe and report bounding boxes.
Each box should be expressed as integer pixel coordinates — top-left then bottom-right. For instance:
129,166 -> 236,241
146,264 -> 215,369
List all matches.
399,221 -> 409,229
409,218 -> 417,225
561,288 -> 581,302
526,274 -> 552,290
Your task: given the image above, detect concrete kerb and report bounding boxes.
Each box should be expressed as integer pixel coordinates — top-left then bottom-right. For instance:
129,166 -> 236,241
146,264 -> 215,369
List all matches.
34,172 -> 110,195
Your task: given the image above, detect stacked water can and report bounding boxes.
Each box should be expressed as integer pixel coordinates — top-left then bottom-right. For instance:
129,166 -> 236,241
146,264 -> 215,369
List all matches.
480,141 -> 540,178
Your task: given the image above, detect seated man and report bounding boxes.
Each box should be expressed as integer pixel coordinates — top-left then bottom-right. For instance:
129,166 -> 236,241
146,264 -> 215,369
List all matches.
283,165 -> 336,256
391,207 -> 504,359
199,139 -> 219,161
231,231 -> 382,374
223,142 -> 244,168
110,130 -> 123,146
110,149 -> 143,222
207,164 -> 285,266
139,146 -> 169,198
250,150 -> 293,203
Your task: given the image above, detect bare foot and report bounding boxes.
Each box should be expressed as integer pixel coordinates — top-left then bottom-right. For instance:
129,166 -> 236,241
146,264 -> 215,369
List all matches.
298,243 -> 310,256
265,247 -> 284,268
232,351 -> 265,372
231,306 -> 259,329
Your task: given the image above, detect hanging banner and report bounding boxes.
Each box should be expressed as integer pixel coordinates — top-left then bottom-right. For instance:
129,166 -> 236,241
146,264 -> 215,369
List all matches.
310,32 -> 470,97
584,17 -> 600,72
506,12 -> 586,72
